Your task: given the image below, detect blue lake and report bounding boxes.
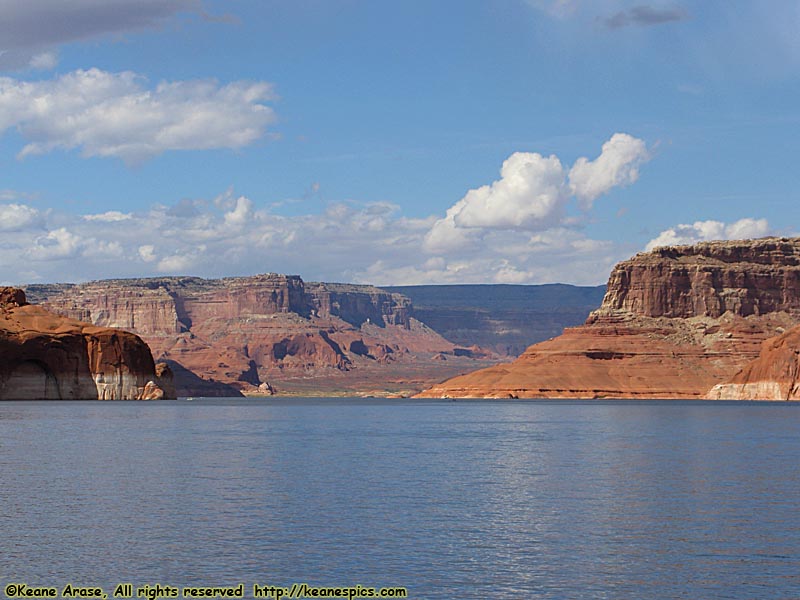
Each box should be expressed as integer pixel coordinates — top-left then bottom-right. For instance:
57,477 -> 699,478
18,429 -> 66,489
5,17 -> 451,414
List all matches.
1,399 -> 799,599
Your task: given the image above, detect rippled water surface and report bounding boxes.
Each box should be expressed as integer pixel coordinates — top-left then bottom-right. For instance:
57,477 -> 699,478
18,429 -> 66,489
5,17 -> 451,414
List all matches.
1,399 -> 799,599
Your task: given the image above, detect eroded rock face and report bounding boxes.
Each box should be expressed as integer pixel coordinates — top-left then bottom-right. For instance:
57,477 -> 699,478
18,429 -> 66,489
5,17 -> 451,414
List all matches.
0,288 -> 171,400
0,287 -> 27,307
603,238 -> 800,318
708,325 -> 800,400
418,238 -> 800,399
25,275 -> 482,396
305,282 -> 411,328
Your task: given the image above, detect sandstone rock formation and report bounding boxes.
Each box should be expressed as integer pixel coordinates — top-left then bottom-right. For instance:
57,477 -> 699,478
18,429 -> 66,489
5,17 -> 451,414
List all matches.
25,275 -> 496,396
603,238 -> 800,317
708,325 -> 800,400
418,238 -> 800,399
0,288 -> 172,400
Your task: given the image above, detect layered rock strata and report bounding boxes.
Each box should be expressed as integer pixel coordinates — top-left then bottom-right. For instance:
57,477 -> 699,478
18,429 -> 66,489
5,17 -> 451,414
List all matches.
604,238 -> 800,318
25,275 -> 488,396
708,325 -> 800,400
418,238 -> 800,399
0,288 -> 172,400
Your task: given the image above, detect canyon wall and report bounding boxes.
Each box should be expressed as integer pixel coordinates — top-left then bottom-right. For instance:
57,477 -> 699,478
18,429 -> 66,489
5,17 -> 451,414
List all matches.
306,282 -> 411,328
27,275 -> 411,339
25,275 -> 492,397
603,237 -> 800,317
0,288 -> 172,400
418,238 -> 800,399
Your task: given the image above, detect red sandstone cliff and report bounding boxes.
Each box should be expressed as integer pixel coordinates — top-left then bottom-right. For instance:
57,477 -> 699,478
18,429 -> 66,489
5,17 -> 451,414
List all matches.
418,238 -> 800,399
603,238 -> 800,318
25,275 -> 494,396
0,288 -> 173,400
708,324 -> 800,400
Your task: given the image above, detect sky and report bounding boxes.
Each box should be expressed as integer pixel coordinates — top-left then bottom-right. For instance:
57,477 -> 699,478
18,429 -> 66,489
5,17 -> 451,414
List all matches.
0,0 -> 798,286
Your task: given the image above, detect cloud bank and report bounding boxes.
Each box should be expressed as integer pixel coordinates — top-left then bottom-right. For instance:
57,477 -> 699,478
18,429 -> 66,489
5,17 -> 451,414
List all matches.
0,204 -> 773,289
0,136 -> 617,285
0,69 -> 276,162
0,134 -> 653,286
0,133 -> 770,287
0,194 -> 625,286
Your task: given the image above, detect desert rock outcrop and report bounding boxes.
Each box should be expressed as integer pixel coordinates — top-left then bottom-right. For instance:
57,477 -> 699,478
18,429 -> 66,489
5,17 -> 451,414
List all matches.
707,324 -> 800,400
26,275 -> 495,396
418,238 -> 800,399
0,288 -> 172,400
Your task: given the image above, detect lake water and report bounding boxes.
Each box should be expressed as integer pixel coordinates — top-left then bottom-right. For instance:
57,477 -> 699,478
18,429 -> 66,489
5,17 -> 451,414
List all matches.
1,399 -> 799,599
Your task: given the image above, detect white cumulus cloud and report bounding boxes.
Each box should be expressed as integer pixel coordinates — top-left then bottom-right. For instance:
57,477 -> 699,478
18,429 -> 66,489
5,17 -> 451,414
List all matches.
425,133 -> 648,253
0,203 -> 43,231
646,218 -> 771,250
223,196 -> 254,229
452,152 -> 568,230
423,207 -> 478,254
568,132 -> 650,209
0,69 -> 276,163
26,228 -> 82,261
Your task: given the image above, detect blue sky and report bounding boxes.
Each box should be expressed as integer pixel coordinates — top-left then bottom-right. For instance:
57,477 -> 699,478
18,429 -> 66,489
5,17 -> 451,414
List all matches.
0,0 -> 798,285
